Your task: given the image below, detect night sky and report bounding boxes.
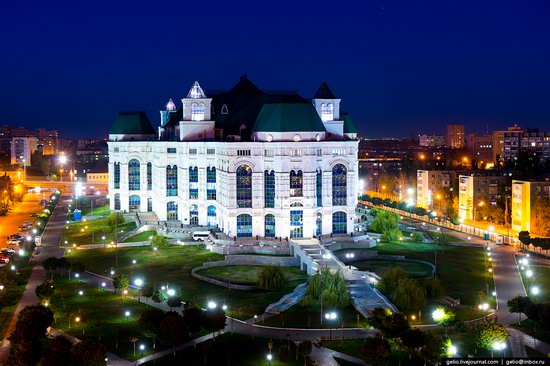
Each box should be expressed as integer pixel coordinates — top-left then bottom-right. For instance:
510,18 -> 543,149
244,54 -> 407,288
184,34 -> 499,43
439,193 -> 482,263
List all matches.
1,0 -> 549,138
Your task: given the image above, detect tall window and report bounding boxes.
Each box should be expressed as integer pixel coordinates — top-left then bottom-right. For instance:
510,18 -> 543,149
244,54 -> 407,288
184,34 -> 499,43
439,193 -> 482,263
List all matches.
332,164 -> 347,206
167,201 -> 178,221
316,213 -> 322,236
189,166 -> 198,199
147,162 -> 152,190
236,214 -> 252,237
316,169 -> 322,207
191,102 -> 205,121
114,193 -> 120,210
290,170 -> 303,197
265,214 -> 275,238
129,195 -> 140,210
128,160 -> 140,190
236,165 -> 252,208
189,204 -> 198,225
321,103 -> 333,121
207,167 -> 216,200
264,170 -> 275,208
207,205 -> 216,226
114,163 -> 120,189
332,212 -> 347,234
166,165 -> 178,196
290,210 -> 303,238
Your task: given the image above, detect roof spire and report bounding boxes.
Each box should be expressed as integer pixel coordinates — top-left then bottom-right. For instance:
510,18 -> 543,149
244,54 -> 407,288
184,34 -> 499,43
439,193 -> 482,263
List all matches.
187,81 -> 206,99
314,81 -> 337,99
165,98 -> 176,111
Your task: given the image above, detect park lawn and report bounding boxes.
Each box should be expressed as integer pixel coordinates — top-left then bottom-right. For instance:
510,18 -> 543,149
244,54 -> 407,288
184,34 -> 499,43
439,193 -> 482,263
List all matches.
122,230 -> 158,243
337,241 -> 490,305
68,246 -> 307,320
49,275 -> 167,361
70,196 -> 110,218
61,218 -> 136,246
525,346 -> 547,358
0,265 -> 33,339
512,319 -> 550,345
323,339 -> 365,359
196,265 -> 307,286
142,333 -> 310,366
352,260 -> 433,279
261,302 -> 370,329
519,264 -> 550,303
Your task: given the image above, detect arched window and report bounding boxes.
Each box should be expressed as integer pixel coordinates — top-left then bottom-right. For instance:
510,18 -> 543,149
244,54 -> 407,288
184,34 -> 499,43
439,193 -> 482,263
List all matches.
236,214 -> 252,237
221,104 -> 228,114
189,166 -> 198,199
114,193 -> 120,210
128,159 -> 140,191
321,103 -> 333,121
264,170 -> 275,208
189,204 -> 198,225
316,213 -> 322,237
332,164 -> 347,206
166,165 -> 177,196
207,167 -> 216,200
332,211 -> 347,234
114,163 -> 120,189
290,170 -> 303,197
290,202 -> 303,207
207,205 -> 216,226
191,102 -> 205,121
265,214 -> 275,238
316,169 -> 322,207
290,210 -> 303,238
129,195 -> 140,210
147,162 -> 152,190
236,165 -> 252,208
167,201 -> 178,221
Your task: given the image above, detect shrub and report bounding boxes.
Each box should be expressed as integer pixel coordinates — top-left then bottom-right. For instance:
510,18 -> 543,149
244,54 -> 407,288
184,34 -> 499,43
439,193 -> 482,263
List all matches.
381,228 -> 402,242
369,211 -> 400,234
361,336 -> 391,366
106,212 -> 125,227
411,231 -> 425,242
474,320 -> 508,350
302,268 -> 350,308
423,277 -> 446,300
150,234 -> 169,249
378,266 -> 407,295
392,277 -> 427,312
257,266 -> 285,290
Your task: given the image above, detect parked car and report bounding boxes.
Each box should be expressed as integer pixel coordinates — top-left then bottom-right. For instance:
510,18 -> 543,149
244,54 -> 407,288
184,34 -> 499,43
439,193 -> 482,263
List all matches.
0,256 -> 10,263
9,233 -> 25,240
19,223 -> 32,231
39,200 -> 48,206
7,238 -> 21,246
30,212 -> 39,217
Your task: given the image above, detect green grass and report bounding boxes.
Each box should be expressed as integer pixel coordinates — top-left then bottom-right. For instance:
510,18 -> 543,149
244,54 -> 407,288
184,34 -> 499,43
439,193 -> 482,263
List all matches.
261,303 -> 370,329
512,319 -> 550,345
142,333 -> 310,366
323,339 -> 365,359
196,266 -> 307,286
336,241 -> 492,305
70,197 -> 110,218
352,260 -> 433,279
49,275 -> 166,361
122,230 -> 158,243
68,246 -> 307,319
61,219 -> 136,246
0,265 -> 33,339
518,264 -> 550,303
525,346 -> 548,358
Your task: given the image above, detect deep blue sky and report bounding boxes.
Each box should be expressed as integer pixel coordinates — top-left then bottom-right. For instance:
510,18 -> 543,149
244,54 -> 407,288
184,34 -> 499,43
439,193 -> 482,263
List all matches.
1,0 -> 549,138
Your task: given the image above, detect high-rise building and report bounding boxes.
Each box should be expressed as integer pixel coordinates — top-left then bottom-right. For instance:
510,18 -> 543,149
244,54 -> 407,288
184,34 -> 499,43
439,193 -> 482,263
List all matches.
492,125 -> 523,164
108,77 -> 359,238
416,170 -> 457,209
512,179 -> 550,235
458,174 -> 510,220
11,137 -> 38,166
466,133 -> 494,164
447,124 -> 465,149
419,134 -> 446,147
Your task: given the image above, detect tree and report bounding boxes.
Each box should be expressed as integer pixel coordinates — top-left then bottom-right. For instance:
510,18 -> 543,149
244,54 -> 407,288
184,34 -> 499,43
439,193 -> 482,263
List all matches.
380,312 -> 410,339
183,304 -> 203,334
381,228 -> 402,242
369,211 -> 400,234
141,284 -> 154,298
401,328 -> 427,351
150,234 -> 170,249
367,307 -> 392,330
378,266 -> 407,295
474,320 -> 508,350
420,331 -> 445,364
361,336 -> 391,366
39,336 -> 73,366
507,296 -> 532,325
411,232 -> 424,242
159,314 -> 189,347
71,261 -> 86,274
42,257 -> 59,271
106,212 -> 125,227
391,277 -> 427,312
538,303 -> 550,328
202,308 -> 226,333
151,289 -> 167,303
518,231 -> 531,248
302,268 -> 350,308
71,340 -> 107,366
423,277 -> 445,300
112,274 -> 129,294
139,308 -> 165,335
167,295 -> 182,311
297,340 -> 312,366
35,279 -> 55,300
257,266 -> 285,290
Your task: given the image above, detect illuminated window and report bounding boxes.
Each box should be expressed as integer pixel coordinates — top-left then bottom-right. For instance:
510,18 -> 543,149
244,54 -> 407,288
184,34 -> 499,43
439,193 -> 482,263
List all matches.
321,103 -> 333,121
332,211 -> 347,234
189,204 -> 199,225
207,167 -> 216,200
316,213 -> 322,236
236,165 -> 252,208
191,102 -> 205,121
129,195 -> 140,210
166,165 -> 178,196
316,169 -> 322,207
167,201 -> 178,221
265,214 -> 275,238
332,164 -> 347,206
128,160 -> 140,191
290,210 -> 303,238
114,163 -> 120,189
189,166 -> 198,199
207,205 -> 216,226
237,214 -> 252,237
147,162 -> 152,190
264,170 -> 275,208
290,170 -> 303,197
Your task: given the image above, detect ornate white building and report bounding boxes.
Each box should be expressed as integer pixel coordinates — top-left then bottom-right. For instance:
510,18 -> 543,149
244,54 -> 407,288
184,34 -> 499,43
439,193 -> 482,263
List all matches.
108,76 -> 359,238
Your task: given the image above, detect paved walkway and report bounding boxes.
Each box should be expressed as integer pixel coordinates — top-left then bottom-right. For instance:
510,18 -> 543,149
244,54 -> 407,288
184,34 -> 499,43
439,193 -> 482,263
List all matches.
508,327 -> 550,357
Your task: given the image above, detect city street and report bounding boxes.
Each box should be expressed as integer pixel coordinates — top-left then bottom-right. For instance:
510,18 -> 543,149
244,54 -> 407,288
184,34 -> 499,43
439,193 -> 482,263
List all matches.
0,190 -> 45,249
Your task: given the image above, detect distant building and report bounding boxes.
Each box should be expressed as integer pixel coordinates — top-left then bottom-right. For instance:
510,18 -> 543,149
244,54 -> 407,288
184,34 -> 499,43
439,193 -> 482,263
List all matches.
512,179 -> 550,234
86,171 -> 109,185
36,128 -> 58,155
419,134 -> 446,147
466,134 -> 493,164
492,125 -> 523,163
10,137 -> 38,166
416,170 -> 457,209
447,124 -> 465,149
458,174 -> 510,220
503,130 -> 550,161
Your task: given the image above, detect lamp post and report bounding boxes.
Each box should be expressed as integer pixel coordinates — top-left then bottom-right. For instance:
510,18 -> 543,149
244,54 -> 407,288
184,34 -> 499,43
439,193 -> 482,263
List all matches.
325,312 -> 337,340
267,354 -> 273,366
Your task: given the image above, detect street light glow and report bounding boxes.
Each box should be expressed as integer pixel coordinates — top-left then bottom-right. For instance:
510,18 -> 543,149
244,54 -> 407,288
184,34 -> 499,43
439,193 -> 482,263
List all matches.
325,312 -> 337,320
207,301 -> 217,309
531,287 -> 540,296
526,270 -> 533,278
134,278 -> 143,287
167,289 -> 175,297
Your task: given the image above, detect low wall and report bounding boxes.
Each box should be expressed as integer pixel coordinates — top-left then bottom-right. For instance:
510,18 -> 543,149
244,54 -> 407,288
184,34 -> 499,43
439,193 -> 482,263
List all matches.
224,255 -> 299,267
335,250 -> 378,262
209,245 -> 291,255
325,240 -> 377,252
191,261 -> 257,290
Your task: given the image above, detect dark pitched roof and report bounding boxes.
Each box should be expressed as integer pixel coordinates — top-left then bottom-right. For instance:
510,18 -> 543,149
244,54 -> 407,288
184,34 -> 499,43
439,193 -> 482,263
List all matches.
314,81 -> 337,99
342,113 -> 357,134
110,111 -> 155,135
253,104 -> 327,133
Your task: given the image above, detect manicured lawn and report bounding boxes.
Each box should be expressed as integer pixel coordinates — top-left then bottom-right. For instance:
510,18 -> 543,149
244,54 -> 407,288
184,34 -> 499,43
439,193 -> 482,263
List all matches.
261,302 -> 370,329
196,266 -> 307,286
0,265 -> 33,339
525,346 -> 547,358
512,319 -> 550,345
70,197 -> 110,218
352,259 -> 433,279
323,339 -> 365,359
68,246 -> 307,319
61,218 -> 136,246
49,275 -> 165,361
336,241 -> 491,305
142,333 -> 310,366
518,264 -> 550,303
122,230 -> 158,243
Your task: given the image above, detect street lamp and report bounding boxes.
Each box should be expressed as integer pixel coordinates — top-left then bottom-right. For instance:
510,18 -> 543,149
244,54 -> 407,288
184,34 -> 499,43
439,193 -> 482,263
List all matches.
207,301 -> 217,310
325,312 -> 337,340
448,344 -> 458,356
125,311 -> 130,321
492,341 -> 506,357
267,354 -> 273,366
167,288 -> 176,297
139,344 -> 145,356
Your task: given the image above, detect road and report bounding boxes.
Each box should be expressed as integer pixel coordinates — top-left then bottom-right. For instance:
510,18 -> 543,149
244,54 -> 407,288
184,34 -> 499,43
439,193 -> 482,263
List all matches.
0,192 -> 45,249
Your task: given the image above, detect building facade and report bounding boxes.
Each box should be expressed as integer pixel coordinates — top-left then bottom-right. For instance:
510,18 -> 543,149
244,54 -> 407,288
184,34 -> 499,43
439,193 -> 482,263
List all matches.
108,77 -> 359,238
419,134 -> 446,147
416,170 -> 457,210
512,180 -> 550,235
10,137 -> 38,166
447,124 -> 465,149
466,133 -> 493,164
458,174 -> 510,220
